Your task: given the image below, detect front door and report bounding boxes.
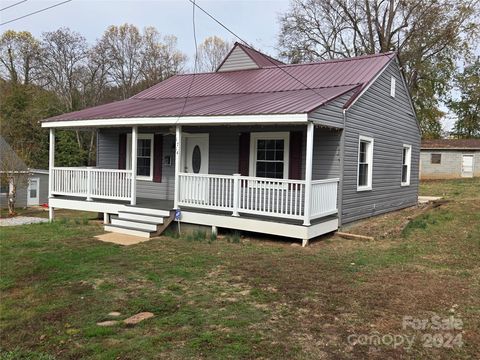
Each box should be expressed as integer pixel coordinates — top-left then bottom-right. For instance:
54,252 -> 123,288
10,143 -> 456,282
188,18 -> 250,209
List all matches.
183,134 -> 209,202
183,134 -> 209,174
27,178 -> 40,206
461,155 -> 474,177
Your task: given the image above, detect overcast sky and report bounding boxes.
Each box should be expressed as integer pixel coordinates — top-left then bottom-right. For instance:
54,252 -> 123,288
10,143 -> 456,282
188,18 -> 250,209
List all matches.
0,0 -> 290,64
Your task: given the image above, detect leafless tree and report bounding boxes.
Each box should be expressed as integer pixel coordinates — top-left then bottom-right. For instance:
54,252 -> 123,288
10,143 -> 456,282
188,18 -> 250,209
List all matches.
278,0 -> 480,137
197,36 -> 231,72
39,28 -> 88,111
142,28 -> 187,87
0,30 -> 40,85
96,24 -> 145,99
0,151 -> 30,216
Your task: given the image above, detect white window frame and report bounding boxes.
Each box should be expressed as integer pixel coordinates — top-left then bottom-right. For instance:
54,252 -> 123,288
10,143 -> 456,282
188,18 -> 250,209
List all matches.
390,76 -> 396,97
249,132 -> 290,179
357,135 -> 374,191
27,177 -> 40,205
126,133 -> 154,181
401,144 -> 412,186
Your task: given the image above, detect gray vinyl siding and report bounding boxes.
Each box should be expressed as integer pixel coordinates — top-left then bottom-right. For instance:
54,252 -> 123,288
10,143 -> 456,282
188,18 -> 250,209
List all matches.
34,172 -> 50,204
420,150 -> 480,179
97,128 -> 176,201
341,60 -> 421,224
0,183 -> 27,209
217,46 -> 258,72
308,91 -> 353,128
312,128 -> 341,179
96,125 -> 341,201
0,172 -> 48,209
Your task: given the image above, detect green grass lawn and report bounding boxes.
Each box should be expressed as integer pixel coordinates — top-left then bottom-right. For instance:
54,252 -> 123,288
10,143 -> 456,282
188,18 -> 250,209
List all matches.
1,178 -> 479,359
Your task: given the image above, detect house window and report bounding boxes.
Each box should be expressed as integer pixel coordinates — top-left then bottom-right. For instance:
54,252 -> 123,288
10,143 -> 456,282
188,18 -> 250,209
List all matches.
250,132 -> 289,179
402,145 -> 412,186
357,136 -> 374,191
0,179 -> 9,194
431,153 -> 441,164
126,134 -> 154,180
390,76 -> 396,97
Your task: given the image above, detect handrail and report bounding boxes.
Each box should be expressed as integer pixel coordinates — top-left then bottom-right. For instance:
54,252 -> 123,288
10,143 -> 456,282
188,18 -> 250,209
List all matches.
178,173 -> 339,221
51,167 -> 133,201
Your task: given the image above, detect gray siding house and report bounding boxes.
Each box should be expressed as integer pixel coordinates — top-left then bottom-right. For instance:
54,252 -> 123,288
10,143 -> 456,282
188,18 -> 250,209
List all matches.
41,43 -> 420,245
420,139 -> 480,179
0,136 -> 49,209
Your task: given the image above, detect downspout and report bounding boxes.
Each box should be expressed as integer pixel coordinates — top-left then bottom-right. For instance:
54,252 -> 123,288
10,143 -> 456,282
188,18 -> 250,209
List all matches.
338,109 -> 347,227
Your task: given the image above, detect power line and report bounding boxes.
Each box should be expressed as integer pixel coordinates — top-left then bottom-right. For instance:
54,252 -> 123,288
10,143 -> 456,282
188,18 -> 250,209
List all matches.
0,0 -> 28,12
177,0 -> 199,121
0,0 -> 72,26
187,0 -> 330,102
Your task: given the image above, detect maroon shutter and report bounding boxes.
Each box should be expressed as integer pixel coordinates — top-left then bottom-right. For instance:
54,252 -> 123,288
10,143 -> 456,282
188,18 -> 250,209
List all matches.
153,134 -> 163,182
118,133 -> 127,169
238,133 -> 250,176
289,131 -> 303,180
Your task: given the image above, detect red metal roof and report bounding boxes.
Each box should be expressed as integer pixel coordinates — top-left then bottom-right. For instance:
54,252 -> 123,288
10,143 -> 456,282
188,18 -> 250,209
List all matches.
44,85 -> 358,121
43,51 -> 395,123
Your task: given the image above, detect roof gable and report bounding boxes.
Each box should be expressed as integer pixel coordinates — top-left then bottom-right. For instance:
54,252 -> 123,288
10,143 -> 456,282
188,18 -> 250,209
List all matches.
0,136 -> 28,171
216,42 -> 284,72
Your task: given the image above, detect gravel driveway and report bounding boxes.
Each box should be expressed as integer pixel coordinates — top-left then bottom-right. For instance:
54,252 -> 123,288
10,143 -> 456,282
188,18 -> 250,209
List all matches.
0,216 -> 49,227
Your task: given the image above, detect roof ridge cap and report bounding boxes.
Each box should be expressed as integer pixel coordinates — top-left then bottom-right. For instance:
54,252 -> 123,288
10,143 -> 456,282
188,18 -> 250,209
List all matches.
261,51 -> 396,69
172,51 -> 396,76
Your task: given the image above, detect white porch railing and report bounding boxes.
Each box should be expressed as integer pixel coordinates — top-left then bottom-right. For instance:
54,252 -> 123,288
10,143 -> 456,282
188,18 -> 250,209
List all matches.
178,173 -> 339,222
51,167 -> 132,201
310,179 -> 339,219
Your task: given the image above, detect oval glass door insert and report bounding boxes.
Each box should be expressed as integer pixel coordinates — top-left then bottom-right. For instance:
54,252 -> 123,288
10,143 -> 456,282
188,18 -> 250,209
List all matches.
192,145 -> 201,173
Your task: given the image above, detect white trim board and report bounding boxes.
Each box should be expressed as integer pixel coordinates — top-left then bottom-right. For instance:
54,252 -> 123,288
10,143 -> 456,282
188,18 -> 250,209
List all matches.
249,131 -> 290,179
357,135 -> 374,192
126,133 -> 154,181
179,211 -> 338,240
41,114 -> 309,128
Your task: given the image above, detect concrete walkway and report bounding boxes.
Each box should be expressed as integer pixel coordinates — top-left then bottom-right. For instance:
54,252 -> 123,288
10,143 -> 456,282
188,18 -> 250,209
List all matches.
0,216 -> 48,226
95,232 -> 152,246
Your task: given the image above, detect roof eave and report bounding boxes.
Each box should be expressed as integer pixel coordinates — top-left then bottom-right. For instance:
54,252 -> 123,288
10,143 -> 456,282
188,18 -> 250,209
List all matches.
40,113 -> 310,128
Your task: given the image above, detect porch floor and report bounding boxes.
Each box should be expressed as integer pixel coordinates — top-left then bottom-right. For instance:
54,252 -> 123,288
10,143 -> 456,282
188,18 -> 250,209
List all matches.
53,196 -> 174,211
52,195 -> 336,226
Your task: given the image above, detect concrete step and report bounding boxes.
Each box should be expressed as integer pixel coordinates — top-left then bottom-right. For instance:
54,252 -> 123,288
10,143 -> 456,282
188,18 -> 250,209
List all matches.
122,205 -> 170,217
110,218 -> 159,232
118,211 -> 165,224
104,224 -> 153,238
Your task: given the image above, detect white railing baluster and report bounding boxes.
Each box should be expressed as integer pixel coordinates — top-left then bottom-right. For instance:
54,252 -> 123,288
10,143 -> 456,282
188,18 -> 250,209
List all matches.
173,173 -> 339,222
50,167 -> 132,201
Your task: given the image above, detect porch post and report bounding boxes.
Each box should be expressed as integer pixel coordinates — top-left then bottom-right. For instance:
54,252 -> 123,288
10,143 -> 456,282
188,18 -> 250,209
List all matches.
174,125 -> 182,209
303,122 -> 314,226
48,128 -> 55,222
130,126 -> 138,205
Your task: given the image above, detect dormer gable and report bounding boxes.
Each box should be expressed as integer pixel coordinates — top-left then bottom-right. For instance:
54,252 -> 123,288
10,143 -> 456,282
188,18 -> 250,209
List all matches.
216,42 -> 284,72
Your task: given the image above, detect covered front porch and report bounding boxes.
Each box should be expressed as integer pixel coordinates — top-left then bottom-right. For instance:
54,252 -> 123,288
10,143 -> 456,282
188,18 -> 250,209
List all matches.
47,121 -> 342,243
48,123 -> 340,225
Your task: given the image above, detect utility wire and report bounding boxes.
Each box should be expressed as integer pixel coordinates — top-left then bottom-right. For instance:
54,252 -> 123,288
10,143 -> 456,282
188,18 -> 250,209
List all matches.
0,0 -> 28,12
176,0 -> 199,122
0,0 -> 72,26
187,0 -> 330,102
